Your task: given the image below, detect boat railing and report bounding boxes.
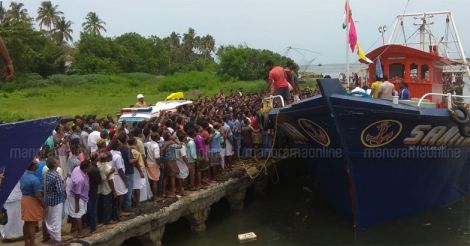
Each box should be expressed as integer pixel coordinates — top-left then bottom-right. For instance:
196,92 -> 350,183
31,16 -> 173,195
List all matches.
417,93 -> 470,109
262,95 -> 285,109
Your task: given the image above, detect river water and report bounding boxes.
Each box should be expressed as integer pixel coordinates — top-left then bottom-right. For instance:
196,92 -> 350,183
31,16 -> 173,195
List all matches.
302,63 -> 368,78
162,161 -> 470,245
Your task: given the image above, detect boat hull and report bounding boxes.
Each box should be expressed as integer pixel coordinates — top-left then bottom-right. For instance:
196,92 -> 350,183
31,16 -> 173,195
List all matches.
275,79 -> 470,228
0,117 -> 59,205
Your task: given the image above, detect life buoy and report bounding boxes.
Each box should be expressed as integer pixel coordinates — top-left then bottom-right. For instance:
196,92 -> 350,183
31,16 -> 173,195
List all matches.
450,105 -> 470,125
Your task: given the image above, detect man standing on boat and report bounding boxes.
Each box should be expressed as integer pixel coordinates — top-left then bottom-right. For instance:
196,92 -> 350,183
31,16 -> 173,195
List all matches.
378,76 -> 395,101
370,77 -> 382,99
284,61 -> 299,96
265,60 -> 291,102
399,82 -> 410,100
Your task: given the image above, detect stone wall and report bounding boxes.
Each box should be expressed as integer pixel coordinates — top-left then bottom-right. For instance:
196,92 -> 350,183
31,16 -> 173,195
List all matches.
70,172 -> 254,246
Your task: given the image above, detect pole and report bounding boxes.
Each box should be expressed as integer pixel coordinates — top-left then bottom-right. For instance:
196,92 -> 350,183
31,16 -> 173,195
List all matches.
449,12 -> 470,78
388,18 -> 399,45
346,0 -> 350,90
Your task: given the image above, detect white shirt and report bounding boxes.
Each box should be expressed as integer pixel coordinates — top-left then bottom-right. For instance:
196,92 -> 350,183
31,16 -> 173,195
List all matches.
87,130 -> 101,153
81,131 -> 89,152
144,140 -> 160,163
176,145 -> 188,179
97,161 -> 114,195
111,150 -> 125,174
176,145 -> 187,159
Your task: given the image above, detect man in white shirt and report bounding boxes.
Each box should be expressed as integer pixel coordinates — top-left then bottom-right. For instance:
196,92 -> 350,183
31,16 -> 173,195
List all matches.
96,153 -> 117,224
144,133 -> 162,201
87,123 -> 101,153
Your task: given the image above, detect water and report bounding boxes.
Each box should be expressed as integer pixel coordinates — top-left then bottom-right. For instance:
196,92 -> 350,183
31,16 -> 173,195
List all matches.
301,63 -> 368,78
162,161 -> 470,245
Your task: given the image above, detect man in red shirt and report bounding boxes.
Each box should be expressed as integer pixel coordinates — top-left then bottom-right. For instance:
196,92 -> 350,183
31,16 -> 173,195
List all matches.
265,60 -> 291,102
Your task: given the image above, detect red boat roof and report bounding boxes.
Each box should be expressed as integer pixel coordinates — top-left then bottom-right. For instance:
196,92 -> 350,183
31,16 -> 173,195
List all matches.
364,44 -> 456,65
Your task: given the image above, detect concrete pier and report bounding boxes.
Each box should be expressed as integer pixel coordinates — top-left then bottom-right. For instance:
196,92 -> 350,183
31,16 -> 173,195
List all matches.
69,166 -> 261,246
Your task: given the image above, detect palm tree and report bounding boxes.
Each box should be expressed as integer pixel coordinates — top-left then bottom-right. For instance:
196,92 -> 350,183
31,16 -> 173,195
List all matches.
5,2 -> 30,23
182,28 -> 196,62
82,12 -> 106,36
53,16 -> 73,44
36,1 -> 63,31
0,2 -> 7,24
164,32 -> 181,65
199,35 -> 215,62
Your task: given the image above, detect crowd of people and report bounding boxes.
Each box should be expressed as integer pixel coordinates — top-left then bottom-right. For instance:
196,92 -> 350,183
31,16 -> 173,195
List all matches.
350,75 -> 410,101
0,61 -> 317,245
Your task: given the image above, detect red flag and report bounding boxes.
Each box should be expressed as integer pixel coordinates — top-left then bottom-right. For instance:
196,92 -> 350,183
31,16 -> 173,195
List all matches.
349,17 -> 357,52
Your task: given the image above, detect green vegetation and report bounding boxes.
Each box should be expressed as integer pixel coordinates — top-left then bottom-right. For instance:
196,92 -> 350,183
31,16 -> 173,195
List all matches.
0,72 -> 266,123
217,45 -> 297,81
0,2 -> 303,123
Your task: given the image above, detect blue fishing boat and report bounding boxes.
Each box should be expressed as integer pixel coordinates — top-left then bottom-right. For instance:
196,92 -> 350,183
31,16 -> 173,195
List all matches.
274,78 -> 470,228
0,117 -> 59,206
268,11 -> 470,228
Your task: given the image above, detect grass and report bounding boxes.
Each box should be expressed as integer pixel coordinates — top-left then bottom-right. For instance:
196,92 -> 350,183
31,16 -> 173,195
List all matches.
0,72 -> 267,123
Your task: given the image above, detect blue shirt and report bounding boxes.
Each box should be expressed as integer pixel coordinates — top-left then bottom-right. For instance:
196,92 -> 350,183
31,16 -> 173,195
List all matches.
35,161 -> 46,189
164,142 -> 178,161
401,88 -> 409,100
20,170 -> 42,196
210,130 -> 222,153
233,120 -> 241,134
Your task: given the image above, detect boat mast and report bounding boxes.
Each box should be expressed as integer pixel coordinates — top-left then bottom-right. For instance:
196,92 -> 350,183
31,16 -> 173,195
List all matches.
417,15 -> 427,51
388,16 -> 408,46
444,16 -> 450,58
401,18 -> 407,46
448,12 -> 470,78
388,18 -> 399,44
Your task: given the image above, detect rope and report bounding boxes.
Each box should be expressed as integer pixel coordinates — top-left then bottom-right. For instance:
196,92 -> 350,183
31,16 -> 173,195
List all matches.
241,109 -> 280,184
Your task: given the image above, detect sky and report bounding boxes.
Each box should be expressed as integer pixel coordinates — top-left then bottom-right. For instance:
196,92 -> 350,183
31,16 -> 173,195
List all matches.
5,0 -> 470,65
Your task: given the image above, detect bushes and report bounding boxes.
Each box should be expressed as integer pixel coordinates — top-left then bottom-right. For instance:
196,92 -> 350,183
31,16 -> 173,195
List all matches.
0,72 -> 266,122
217,45 -> 298,81
157,71 -> 220,92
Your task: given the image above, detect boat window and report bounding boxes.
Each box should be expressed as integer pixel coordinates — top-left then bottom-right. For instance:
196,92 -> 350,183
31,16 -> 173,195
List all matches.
410,63 -> 418,81
389,63 -> 404,79
421,64 -> 430,81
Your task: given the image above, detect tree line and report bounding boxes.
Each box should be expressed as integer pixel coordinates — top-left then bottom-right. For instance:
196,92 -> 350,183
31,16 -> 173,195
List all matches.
0,1 -> 296,81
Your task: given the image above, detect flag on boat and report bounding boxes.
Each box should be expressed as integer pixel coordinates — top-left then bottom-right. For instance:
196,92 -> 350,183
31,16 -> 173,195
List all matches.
343,0 -> 357,52
349,18 -> 357,52
375,56 -> 384,79
342,0 -> 351,29
357,43 -> 372,64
